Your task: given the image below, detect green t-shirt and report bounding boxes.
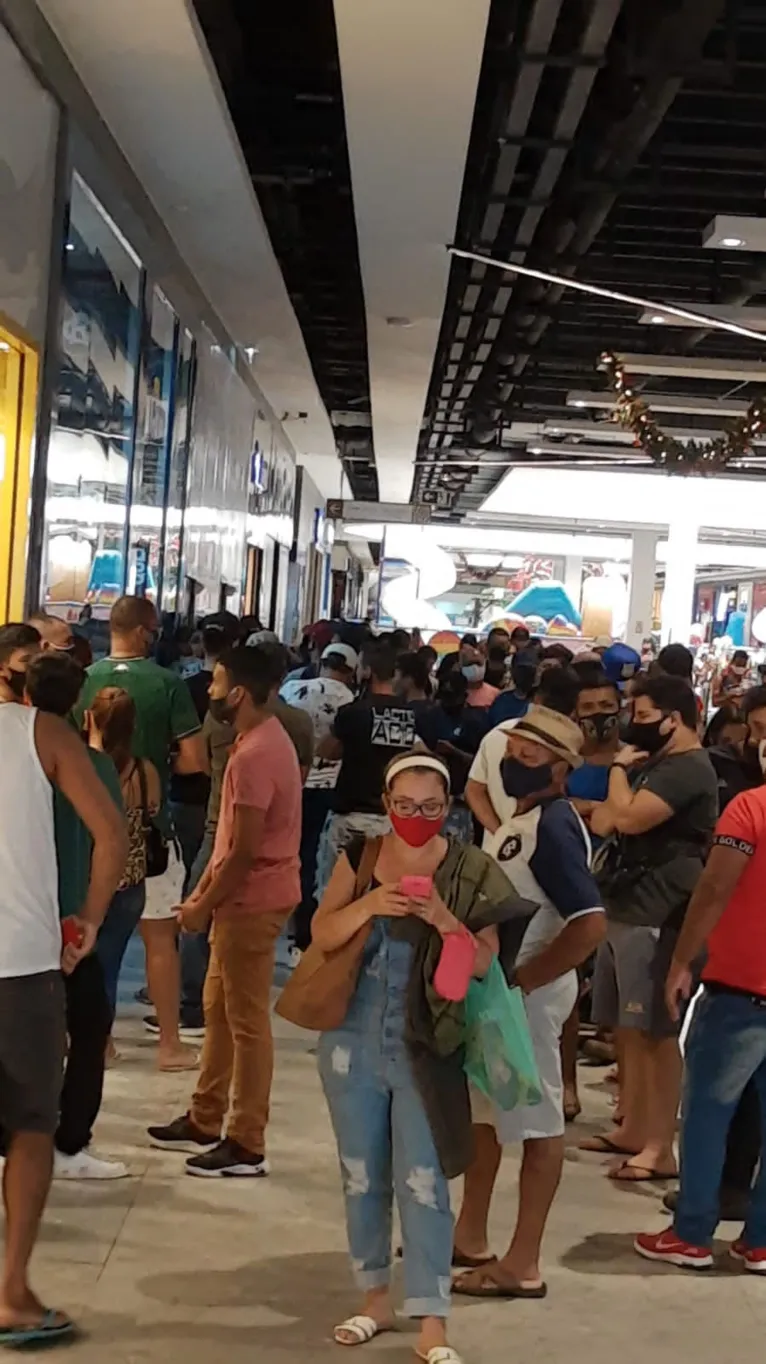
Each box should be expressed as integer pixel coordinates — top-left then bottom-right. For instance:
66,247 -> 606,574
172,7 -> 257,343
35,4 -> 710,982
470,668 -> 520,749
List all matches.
75,656 -> 201,809
55,749 -> 124,920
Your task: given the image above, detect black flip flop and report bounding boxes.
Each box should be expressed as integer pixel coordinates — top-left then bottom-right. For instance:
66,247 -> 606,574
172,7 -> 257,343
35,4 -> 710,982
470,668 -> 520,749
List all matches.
609,1161 -> 677,1184
0,1308 -> 74,1346
578,1134 -> 636,1156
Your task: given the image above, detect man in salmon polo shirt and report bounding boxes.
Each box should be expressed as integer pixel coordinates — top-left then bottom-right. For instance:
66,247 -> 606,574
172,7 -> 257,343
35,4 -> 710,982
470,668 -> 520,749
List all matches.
148,644 -> 301,1178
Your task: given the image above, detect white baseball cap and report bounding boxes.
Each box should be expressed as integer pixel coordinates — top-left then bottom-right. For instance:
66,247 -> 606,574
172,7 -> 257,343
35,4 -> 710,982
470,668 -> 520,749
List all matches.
321,642 -> 359,670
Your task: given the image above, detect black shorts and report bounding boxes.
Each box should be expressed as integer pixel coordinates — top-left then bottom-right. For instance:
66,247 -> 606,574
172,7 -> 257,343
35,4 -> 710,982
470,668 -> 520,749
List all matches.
0,970 -> 66,1135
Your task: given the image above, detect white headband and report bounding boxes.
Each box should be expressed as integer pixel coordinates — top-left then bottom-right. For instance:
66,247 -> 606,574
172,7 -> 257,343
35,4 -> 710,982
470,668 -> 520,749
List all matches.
385,754 -> 451,793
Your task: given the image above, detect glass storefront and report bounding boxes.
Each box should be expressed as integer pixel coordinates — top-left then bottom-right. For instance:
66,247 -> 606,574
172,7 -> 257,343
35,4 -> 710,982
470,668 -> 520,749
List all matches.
42,174 -> 194,624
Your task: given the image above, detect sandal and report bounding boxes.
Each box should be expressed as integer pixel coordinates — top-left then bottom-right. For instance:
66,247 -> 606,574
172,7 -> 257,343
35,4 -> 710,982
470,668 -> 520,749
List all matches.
453,1264 -> 547,1300
0,1307 -> 74,1346
578,1134 -> 636,1155
417,1350 -> 464,1364
333,1315 -> 393,1347
608,1160 -> 677,1184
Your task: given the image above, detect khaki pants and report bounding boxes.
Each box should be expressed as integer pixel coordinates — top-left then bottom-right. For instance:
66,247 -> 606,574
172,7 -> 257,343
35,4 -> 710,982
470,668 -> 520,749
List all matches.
190,908 -> 289,1154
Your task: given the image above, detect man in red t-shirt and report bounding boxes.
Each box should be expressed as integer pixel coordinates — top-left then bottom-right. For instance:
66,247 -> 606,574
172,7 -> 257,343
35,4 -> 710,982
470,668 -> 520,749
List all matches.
148,645 -> 301,1178
634,774 -> 766,1272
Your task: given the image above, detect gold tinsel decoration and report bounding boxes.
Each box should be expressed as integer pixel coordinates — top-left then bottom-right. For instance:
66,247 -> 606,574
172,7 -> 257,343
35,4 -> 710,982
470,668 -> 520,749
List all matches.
600,351 -> 766,473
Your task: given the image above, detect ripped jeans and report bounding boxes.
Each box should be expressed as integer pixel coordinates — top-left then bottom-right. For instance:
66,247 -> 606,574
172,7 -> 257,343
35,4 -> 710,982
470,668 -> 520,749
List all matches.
318,924 -> 453,1318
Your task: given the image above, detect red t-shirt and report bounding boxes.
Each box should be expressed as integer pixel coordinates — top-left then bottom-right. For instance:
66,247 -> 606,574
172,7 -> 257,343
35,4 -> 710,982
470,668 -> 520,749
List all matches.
703,785 -> 766,995
211,715 -> 301,914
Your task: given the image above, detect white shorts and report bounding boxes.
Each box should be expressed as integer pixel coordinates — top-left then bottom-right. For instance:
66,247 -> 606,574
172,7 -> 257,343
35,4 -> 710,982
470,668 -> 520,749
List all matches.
140,862 -> 183,922
470,970 -> 578,1143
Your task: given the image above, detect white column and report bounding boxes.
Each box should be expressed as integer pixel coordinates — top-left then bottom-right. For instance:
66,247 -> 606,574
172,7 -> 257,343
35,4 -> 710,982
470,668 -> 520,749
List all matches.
564,555 -> 583,613
626,530 -> 658,651
661,514 -> 698,645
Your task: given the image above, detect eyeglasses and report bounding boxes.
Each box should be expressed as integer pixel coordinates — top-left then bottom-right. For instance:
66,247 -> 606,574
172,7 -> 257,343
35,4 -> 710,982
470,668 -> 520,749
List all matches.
390,797 -> 447,820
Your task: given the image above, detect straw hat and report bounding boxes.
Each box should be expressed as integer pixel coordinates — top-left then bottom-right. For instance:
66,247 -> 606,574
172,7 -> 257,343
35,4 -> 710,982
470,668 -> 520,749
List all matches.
511,704 -> 584,768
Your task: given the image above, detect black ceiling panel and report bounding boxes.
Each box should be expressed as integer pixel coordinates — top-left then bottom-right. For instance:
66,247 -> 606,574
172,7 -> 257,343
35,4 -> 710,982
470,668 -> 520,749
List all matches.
191,0 -> 378,499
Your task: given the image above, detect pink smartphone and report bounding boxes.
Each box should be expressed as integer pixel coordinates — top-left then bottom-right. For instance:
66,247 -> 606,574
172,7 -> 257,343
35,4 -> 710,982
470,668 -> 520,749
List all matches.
433,928 -> 478,1002
400,874 -> 433,899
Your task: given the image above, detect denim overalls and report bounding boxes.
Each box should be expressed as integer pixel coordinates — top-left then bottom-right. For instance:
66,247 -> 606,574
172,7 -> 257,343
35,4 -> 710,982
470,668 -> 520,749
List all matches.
318,919 -> 453,1318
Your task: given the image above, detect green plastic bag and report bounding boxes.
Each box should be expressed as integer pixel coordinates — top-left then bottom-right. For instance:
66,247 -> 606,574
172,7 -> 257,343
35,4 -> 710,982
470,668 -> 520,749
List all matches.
464,958 -> 542,1112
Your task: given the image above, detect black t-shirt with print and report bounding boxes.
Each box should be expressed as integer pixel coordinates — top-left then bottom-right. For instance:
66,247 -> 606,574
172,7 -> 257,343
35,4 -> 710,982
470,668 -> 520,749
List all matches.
332,695 -> 420,814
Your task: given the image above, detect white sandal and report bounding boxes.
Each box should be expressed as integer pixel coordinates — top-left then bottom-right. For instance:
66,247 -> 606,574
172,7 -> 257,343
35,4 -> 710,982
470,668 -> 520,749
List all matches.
417,1349 -> 464,1364
333,1315 -> 391,1347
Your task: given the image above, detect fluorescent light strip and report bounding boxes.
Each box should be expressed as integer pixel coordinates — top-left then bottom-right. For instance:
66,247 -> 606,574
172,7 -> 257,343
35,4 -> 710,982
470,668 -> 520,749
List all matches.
448,246 -> 766,346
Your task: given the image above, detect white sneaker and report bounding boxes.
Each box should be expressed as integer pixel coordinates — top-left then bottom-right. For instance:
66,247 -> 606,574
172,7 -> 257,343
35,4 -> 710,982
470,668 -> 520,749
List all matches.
54,1149 -> 129,1180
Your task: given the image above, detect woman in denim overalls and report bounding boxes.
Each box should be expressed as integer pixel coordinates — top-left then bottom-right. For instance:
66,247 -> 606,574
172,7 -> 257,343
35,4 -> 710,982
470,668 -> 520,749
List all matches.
313,753 -> 497,1364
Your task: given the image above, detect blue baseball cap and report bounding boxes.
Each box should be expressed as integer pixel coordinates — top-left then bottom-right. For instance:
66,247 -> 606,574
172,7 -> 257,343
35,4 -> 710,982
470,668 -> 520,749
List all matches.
601,642 -> 641,687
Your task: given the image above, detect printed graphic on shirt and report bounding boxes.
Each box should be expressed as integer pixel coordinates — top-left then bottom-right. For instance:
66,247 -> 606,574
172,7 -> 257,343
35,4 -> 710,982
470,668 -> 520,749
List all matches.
370,707 -> 416,747
497,833 -> 522,863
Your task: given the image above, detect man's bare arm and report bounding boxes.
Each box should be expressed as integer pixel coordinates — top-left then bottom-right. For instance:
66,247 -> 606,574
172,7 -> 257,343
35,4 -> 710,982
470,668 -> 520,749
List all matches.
672,844 -> 750,969
465,778 -> 501,835
184,803 -> 265,921
174,731 -> 208,775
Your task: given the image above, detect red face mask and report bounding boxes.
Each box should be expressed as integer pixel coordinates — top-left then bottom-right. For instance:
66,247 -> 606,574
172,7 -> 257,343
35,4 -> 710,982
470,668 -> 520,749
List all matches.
389,811 -> 444,848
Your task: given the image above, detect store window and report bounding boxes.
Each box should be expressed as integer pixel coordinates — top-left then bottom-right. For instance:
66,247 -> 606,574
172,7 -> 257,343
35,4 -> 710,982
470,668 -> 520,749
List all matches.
43,174 -> 142,622
161,329 -> 194,614
127,285 -> 177,604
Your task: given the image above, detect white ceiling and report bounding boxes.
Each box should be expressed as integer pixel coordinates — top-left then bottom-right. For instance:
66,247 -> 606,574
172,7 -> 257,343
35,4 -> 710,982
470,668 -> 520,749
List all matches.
333,0 -> 491,502
33,0 -> 347,498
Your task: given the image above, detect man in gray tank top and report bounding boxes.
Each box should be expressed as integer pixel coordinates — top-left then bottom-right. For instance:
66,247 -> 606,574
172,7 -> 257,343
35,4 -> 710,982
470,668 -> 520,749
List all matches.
0,625 -> 127,1345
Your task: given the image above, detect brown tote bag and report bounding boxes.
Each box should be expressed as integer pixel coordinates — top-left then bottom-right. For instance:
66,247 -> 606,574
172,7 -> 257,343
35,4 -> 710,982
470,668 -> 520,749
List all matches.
275,837 -> 382,1032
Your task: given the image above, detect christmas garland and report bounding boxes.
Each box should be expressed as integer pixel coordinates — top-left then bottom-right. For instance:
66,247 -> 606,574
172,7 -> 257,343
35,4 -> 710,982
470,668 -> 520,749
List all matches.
599,351 -> 766,473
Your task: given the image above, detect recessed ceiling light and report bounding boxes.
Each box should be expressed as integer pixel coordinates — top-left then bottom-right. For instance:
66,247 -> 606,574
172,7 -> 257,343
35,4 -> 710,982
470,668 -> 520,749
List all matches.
529,446 -> 543,454
65,242 -> 75,252
650,314 -> 666,324
572,400 -> 587,408
721,236 -> 745,248
386,316 -> 413,328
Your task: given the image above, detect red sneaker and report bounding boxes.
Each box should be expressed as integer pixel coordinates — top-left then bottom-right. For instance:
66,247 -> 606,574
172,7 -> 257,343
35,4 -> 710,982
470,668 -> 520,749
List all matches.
730,1240 -> 766,1274
634,1229 -> 713,1269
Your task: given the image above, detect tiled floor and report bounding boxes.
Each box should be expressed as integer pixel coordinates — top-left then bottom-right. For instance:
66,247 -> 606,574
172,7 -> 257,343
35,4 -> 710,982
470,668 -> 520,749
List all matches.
8,868 -> 764,1361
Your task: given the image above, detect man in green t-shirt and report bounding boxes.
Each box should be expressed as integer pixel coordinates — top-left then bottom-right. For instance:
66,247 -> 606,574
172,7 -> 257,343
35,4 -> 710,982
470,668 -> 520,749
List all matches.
74,596 -> 206,1071
24,653 -> 128,1181
75,596 -> 205,813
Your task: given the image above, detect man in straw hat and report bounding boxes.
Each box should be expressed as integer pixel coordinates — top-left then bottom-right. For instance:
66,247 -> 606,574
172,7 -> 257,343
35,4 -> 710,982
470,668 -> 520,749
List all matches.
454,706 -> 606,1300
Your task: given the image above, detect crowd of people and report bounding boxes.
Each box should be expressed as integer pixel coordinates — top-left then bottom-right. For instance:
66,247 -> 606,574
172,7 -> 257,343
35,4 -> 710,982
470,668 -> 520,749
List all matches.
0,601 -> 765,1349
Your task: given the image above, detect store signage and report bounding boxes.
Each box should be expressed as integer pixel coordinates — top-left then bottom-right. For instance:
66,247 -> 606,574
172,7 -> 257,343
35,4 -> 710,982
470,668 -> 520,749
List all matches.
134,542 -> 149,597
326,497 -> 345,520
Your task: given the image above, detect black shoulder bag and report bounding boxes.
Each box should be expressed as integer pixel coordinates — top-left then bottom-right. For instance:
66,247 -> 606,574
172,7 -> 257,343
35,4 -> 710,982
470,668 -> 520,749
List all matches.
136,760 -> 170,879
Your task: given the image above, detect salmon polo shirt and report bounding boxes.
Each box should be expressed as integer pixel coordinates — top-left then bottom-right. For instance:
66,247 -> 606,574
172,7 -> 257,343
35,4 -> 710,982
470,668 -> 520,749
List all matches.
211,715 -> 302,914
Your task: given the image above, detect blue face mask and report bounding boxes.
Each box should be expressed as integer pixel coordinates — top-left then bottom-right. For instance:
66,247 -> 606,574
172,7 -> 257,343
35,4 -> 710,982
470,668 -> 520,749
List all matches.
501,756 -> 553,799
462,663 -> 485,684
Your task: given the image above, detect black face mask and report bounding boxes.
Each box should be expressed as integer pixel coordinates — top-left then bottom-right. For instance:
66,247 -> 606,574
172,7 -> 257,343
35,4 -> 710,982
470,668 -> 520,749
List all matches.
208,696 -> 236,726
501,756 -> 553,799
4,668 -> 26,700
579,712 -> 620,745
623,717 -> 672,755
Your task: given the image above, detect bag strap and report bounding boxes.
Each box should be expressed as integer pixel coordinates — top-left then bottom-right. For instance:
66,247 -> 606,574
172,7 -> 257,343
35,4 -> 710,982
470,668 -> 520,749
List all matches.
354,836 -> 382,898
136,759 -> 151,833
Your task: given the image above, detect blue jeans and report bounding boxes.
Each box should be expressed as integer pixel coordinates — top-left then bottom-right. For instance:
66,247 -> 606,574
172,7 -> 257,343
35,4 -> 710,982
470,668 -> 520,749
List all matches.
293,788 -> 333,950
675,988 -> 766,1247
96,883 -> 146,1017
318,927 -> 452,1320
179,829 -> 214,1027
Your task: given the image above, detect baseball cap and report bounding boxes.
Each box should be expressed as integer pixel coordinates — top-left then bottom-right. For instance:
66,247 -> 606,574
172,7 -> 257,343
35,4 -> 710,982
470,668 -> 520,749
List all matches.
321,642 -> 359,670
246,629 -> 280,647
594,634 -> 613,649
601,642 -> 641,686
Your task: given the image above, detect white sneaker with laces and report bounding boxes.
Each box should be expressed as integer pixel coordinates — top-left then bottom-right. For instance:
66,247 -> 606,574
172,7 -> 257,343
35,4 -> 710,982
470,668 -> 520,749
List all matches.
54,1149 -> 129,1181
